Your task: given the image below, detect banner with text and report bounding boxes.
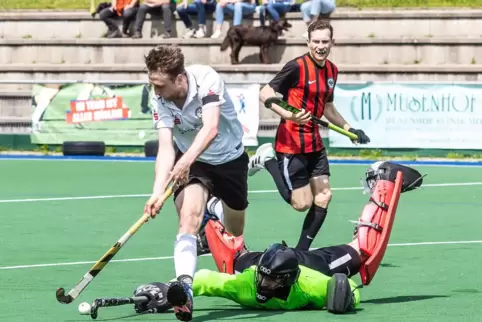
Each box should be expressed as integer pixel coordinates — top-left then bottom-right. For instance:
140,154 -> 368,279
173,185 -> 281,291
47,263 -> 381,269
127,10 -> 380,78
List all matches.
330,83 -> 482,149
30,83 -> 260,146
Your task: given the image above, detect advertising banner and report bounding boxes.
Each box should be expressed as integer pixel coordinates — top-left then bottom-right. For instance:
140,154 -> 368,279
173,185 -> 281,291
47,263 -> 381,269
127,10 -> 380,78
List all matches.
330,83 -> 482,149
31,82 -> 260,146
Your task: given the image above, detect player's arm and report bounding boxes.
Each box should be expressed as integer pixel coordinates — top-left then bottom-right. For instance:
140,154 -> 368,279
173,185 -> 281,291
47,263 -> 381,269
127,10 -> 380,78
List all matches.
151,101 -> 175,196
192,269 -> 243,303
322,73 -> 370,144
175,71 -> 222,166
260,60 -> 304,121
323,102 -> 352,132
320,72 -> 350,131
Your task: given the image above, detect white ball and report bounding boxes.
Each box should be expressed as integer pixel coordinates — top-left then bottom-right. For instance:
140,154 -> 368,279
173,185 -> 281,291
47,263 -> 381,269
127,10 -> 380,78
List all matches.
78,302 -> 91,315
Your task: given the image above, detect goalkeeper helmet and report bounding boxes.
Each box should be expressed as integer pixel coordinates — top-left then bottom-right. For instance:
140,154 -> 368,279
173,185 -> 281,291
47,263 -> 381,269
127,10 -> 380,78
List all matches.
255,242 -> 300,303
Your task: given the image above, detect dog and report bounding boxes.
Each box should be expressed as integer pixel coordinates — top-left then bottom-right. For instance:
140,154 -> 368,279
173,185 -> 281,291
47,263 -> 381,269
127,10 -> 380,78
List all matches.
220,19 -> 292,64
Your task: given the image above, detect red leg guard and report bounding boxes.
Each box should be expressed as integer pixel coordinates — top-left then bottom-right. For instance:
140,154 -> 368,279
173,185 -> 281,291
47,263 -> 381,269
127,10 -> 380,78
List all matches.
357,171 -> 403,286
204,220 -> 245,274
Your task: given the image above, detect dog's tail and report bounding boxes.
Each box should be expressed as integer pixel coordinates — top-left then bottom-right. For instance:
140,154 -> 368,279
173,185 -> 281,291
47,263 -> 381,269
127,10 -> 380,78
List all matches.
220,34 -> 230,51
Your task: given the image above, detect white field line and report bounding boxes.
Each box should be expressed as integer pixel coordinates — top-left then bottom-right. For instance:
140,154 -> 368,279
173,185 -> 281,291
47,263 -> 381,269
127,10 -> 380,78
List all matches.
1,240 -> 481,271
1,181 -> 482,204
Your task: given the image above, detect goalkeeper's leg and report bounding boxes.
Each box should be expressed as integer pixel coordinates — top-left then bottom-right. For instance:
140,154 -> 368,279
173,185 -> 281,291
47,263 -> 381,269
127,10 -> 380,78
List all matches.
204,220 -> 249,274
353,169 -> 404,285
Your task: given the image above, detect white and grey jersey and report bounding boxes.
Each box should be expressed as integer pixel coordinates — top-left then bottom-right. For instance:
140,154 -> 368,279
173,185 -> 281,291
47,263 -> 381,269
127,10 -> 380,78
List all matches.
152,64 -> 244,165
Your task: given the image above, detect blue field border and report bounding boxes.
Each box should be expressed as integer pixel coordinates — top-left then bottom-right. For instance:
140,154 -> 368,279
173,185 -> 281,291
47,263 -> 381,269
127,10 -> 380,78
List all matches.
1,154 -> 482,167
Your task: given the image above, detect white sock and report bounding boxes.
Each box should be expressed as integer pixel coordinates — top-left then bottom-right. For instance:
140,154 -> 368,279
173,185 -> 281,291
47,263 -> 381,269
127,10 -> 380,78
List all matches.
174,233 -> 197,293
207,196 -> 224,224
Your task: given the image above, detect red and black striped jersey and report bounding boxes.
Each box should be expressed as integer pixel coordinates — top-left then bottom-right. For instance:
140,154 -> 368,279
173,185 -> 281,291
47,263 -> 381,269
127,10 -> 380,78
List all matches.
268,53 -> 338,154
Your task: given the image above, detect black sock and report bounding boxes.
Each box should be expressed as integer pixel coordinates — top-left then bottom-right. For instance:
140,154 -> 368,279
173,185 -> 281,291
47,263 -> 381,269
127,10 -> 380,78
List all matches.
265,158 -> 292,203
296,205 -> 328,250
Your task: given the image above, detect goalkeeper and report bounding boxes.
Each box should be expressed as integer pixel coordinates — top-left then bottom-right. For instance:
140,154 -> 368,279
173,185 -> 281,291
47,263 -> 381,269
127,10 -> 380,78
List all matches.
164,161 -> 423,317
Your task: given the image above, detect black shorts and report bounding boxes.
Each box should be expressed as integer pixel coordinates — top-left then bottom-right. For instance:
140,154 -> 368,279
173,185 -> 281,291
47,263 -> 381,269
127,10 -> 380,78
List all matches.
173,150 -> 249,211
234,244 -> 361,278
276,148 -> 330,190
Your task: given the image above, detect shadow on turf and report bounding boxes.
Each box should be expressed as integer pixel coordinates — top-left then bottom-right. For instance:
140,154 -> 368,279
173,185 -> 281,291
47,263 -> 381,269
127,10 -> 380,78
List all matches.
184,307 -> 287,321
65,307 -> 278,321
363,295 -> 450,305
66,306 -> 361,321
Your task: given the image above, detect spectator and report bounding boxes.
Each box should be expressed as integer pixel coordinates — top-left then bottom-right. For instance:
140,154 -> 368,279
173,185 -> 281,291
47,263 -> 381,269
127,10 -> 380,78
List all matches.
132,0 -> 176,38
258,0 -> 293,27
99,0 -> 139,38
210,0 -> 258,39
177,0 -> 217,38
300,0 -> 335,37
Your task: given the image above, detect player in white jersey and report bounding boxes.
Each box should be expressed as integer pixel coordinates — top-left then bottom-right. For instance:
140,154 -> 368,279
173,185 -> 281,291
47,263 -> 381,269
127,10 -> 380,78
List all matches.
142,45 -> 249,322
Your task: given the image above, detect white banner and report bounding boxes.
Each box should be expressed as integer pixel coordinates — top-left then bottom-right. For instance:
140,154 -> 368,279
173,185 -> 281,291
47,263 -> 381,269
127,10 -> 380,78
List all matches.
228,84 -> 260,146
330,83 -> 482,149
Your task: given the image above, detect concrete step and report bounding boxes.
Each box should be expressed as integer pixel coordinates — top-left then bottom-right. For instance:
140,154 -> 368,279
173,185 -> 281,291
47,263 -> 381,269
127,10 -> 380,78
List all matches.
2,37 -> 482,65
1,63 -> 481,86
1,63 -> 481,96
1,9 -> 481,40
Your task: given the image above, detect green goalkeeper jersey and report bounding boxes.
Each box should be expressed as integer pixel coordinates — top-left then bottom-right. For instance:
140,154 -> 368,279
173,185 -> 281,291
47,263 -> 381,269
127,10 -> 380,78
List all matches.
192,265 -> 361,310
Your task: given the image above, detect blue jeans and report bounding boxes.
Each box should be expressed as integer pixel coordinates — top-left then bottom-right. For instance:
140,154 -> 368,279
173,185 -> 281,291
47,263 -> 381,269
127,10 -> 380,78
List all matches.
177,1 -> 216,28
259,2 -> 291,25
300,0 -> 335,22
215,2 -> 256,26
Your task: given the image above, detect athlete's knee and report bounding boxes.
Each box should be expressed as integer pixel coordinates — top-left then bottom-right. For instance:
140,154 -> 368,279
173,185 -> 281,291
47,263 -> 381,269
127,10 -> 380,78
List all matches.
290,187 -> 313,212
291,201 -> 311,212
313,188 -> 332,208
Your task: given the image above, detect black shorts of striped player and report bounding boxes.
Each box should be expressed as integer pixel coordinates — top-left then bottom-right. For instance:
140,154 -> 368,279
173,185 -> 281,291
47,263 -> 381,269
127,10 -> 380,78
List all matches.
264,96 -> 359,142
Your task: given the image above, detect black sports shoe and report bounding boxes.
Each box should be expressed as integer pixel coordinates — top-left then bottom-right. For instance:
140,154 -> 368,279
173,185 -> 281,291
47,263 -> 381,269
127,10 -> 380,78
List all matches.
167,276 -> 194,321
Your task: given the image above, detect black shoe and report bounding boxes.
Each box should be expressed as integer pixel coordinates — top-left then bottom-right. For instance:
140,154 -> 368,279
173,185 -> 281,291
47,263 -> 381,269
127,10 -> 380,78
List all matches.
167,277 -> 194,321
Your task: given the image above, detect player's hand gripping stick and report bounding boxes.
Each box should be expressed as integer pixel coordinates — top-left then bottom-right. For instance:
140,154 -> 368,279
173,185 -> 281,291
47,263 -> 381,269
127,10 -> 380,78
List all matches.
264,96 -> 359,142
55,183 -> 176,304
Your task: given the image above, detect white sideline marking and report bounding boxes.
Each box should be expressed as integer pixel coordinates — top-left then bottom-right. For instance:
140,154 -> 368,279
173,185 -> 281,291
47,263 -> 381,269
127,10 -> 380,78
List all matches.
1,240 -> 481,271
1,181 -> 482,204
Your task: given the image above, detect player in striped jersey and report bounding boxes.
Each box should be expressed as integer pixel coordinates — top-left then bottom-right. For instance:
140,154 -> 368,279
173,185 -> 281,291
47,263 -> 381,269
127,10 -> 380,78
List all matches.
251,20 -> 370,251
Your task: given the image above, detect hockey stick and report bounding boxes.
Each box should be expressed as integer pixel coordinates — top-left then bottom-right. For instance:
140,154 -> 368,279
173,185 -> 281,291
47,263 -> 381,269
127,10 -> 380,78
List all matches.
264,96 -> 358,141
55,184 -> 176,304
90,296 -> 149,320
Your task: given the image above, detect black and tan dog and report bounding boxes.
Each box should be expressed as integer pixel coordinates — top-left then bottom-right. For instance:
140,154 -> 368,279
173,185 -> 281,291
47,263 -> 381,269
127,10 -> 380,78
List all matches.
220,19 -> 292,64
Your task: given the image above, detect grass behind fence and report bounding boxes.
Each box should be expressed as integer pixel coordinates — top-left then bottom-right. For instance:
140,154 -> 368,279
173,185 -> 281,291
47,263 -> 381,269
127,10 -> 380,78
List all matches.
1,0 -> 482,10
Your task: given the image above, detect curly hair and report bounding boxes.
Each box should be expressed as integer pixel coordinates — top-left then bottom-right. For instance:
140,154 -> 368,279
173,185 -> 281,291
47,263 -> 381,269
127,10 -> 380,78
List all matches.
144,45 -> 185,80
307,20 -> 333,40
